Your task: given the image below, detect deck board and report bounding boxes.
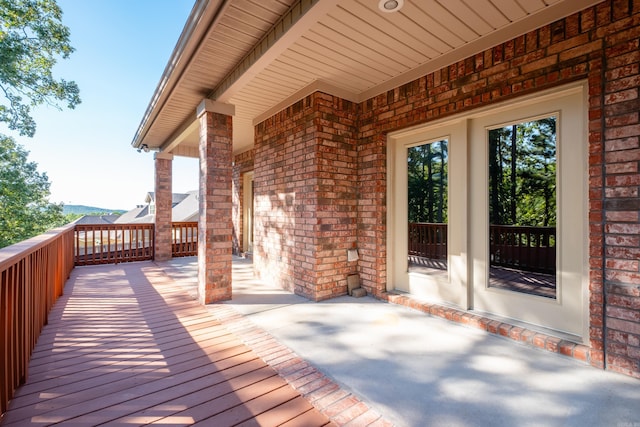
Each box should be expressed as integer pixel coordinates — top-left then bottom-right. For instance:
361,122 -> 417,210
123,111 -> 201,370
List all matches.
1,263 -> 332,426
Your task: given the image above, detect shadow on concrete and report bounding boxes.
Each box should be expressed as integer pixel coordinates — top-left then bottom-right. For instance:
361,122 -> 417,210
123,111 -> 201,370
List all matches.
158,256 -> 640,427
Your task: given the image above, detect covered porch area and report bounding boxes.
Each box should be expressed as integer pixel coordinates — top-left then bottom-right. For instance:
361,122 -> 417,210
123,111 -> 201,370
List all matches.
127,1 -> 640,380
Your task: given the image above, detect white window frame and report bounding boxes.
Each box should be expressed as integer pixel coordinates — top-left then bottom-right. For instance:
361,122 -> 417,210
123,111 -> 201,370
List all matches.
387,81 -> 589,342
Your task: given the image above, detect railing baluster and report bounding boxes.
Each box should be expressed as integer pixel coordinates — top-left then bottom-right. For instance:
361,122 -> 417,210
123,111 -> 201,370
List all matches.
171,222 -> 198,258
0,224 -> 75,415
72,222 -> 197,265
1,268 -> 8,413
73,224 -> 156,266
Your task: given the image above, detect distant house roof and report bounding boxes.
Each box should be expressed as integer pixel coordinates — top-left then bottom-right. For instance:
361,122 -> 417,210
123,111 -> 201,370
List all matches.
172,190 -> 198,222
182,211 -> 199,222
114,206 -> 151,224
116,191 -> 198,224
74,214 -> 120,225
145,192 -> 191,208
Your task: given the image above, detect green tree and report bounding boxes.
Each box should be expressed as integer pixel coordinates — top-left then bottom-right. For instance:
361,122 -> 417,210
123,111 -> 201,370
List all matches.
517,118 -> 556,226
1,0 -> 80,137
488,117 -> 556,227
0,0 -> 80,247
408,140 -> 448,223
0,134 -> 66,248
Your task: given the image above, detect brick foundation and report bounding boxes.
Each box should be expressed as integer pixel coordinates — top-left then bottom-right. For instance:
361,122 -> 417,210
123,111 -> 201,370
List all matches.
382,292 -> 593,366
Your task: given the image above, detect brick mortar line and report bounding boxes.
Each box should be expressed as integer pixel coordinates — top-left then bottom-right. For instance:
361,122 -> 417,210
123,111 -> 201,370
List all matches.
203,303 -> 394,427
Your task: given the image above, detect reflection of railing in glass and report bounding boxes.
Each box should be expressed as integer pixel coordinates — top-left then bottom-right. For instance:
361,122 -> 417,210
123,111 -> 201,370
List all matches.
408,222 -> 447,259
490,225 -> 555,274
408,222 -> 447,274
408,223 -> 556,298
408,223 -> 555,273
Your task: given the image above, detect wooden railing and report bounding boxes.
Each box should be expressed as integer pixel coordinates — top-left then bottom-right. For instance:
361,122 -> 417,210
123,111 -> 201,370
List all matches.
172,222 -> 198,257
408,222 -> 556,274
74,224 -> 155,266
73,222 -> 199,265
0,221 -> 200,416
490,224 -> 556,274
0,224 -> 75,415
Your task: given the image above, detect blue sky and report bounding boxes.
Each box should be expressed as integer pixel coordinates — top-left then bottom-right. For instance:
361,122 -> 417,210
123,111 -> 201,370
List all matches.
9,0 -> 198,210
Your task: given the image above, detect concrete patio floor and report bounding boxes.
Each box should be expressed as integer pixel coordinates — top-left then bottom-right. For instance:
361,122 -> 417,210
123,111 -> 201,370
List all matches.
159,256 -> 640,427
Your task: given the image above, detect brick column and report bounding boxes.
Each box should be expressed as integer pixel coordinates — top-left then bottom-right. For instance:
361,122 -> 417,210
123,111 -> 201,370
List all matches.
197,99 -> 234,304
154,152 -> 173,261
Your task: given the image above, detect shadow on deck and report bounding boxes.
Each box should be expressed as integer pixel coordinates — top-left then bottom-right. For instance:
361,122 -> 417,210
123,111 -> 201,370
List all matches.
0,261 -> 334,426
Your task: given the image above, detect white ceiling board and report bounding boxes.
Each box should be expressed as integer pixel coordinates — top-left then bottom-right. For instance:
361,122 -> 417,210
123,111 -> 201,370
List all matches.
134,0 -> 602,157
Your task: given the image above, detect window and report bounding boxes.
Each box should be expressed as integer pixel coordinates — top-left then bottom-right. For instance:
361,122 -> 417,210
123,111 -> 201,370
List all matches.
388,82 -> 588,341
408,140 -> 448,277
388,121 -> 467,306
487,118 -> 557,299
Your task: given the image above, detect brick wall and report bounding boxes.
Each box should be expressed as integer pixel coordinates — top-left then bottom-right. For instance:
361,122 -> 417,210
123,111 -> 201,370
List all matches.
314,94 -> 359,300
355,131 -> 387,298
600,0 -> 640,378
354,0 -> 638,377
232,149 -> 254,255
254,96 -> 312,295
357,3 -> 607,297
254,93 -> 358,301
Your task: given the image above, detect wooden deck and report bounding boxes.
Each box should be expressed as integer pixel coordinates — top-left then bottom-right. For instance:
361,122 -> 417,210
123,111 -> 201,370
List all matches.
0,262 -> 334,426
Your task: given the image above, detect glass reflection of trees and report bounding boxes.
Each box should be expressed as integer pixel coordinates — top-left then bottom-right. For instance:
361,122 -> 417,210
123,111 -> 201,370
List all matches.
489,118 -> 556,228
488,117 -> 557,298
408,140 -> 448,223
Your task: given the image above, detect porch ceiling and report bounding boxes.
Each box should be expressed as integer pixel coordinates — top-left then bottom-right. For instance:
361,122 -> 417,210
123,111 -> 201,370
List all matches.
131,0 -> 601,157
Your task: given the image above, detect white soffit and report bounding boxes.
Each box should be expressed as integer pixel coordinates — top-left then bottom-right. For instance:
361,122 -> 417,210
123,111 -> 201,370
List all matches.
227,0 -> 604,126
148,0 -> 603,156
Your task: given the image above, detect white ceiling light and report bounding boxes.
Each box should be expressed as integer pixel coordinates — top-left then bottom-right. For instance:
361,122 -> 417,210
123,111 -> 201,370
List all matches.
378,0 -> 404,13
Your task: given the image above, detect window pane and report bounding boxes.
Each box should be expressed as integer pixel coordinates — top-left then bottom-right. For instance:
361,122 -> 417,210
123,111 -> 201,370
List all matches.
488,118 -> 557,298
407,140 -> 448,275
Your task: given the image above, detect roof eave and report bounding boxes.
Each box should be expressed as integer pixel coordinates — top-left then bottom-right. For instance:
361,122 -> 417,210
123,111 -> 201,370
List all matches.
131,0 -> 227,149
